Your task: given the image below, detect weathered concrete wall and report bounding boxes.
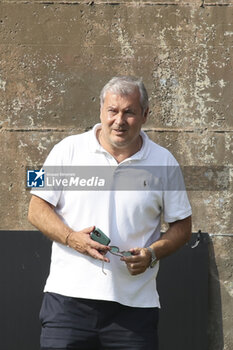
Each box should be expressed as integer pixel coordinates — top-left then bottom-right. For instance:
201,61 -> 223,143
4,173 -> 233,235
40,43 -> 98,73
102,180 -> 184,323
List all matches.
0,1 -> 232,349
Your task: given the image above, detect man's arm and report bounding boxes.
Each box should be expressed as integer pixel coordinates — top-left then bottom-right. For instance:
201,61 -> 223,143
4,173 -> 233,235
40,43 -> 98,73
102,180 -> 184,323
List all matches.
28,195 -> 110,262
121,216 -> 192,275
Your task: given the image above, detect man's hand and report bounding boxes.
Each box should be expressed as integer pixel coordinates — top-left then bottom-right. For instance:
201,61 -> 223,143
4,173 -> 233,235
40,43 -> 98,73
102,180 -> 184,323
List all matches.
120,248 -> 151,275
120,216 -> 192,276
67,226 -> 110,262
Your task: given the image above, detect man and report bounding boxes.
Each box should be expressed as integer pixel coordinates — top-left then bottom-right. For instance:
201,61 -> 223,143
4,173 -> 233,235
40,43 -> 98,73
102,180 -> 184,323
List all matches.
28,76 -> 192,350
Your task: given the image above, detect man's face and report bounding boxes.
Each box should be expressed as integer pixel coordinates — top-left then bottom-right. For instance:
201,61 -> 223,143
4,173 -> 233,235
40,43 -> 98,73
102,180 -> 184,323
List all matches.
100,89 -> 148,151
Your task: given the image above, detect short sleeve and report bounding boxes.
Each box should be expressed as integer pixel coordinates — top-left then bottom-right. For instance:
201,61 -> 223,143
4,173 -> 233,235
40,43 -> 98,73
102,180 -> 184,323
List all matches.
163,190 -> 192,223
162,157 -> 192,223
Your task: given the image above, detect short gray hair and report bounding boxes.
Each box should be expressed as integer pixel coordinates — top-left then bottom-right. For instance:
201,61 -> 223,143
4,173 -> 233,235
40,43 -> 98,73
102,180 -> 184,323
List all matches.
100,76 -> 149,113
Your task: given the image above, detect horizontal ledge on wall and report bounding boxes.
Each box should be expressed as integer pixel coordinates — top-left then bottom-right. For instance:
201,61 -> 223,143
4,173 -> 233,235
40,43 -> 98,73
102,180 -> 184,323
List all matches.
2,1 -> 233,7
1,0 -> 233,6
1,127 -> 233,133
0,1 -> 180,4
0,127 -> 78,132
205,2 -> 233,6
143,128 -> 233,133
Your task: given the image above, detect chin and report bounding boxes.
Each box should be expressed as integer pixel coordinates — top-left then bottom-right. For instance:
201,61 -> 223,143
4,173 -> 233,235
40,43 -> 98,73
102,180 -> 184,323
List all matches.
111,139 -> 129,148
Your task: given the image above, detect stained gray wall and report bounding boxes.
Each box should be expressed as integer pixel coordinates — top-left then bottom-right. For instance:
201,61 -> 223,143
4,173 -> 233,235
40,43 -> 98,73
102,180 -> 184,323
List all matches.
0,1 -> 232,349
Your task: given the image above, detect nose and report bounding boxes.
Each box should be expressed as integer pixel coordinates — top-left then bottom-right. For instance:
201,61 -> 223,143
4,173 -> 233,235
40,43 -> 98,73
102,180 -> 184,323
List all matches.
114,112 -> 126,125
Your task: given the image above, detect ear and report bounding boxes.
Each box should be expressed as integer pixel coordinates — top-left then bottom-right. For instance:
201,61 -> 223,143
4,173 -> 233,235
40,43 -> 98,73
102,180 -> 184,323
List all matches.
142,107 -> 149,124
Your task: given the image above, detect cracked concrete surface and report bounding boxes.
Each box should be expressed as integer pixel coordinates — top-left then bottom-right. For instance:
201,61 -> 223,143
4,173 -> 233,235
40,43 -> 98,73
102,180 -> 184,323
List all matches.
0,1 -> 232,349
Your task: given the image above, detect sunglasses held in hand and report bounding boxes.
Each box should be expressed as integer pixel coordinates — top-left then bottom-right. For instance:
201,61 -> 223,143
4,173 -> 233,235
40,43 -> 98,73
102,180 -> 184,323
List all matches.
90,227 -> 132,272
109,246 -> 132,257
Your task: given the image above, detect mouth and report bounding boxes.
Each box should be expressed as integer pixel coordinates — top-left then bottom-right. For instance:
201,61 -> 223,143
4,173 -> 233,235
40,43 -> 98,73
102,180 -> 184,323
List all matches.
113,129 -> 127,135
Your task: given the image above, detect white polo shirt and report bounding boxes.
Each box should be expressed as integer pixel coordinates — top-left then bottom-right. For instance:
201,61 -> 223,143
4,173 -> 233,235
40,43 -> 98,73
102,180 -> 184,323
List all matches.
31,124 -> 192,308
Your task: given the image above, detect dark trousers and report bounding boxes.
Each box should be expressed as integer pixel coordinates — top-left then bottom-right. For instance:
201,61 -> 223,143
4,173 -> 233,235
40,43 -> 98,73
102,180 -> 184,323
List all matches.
40,292 -> 159,350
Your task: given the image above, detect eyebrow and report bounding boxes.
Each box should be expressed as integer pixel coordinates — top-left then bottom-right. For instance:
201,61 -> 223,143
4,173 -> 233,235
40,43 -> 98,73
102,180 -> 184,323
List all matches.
107,105 -> 136,112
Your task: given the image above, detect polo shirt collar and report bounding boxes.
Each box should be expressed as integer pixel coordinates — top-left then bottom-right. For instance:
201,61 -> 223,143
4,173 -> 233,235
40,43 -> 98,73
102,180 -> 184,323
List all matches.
89,123 -> 149,161
88,123 -> 103,153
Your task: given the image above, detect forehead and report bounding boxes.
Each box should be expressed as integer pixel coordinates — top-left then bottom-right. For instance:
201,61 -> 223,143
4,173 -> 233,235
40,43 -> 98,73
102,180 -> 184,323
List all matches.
103,89 -> 141,108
